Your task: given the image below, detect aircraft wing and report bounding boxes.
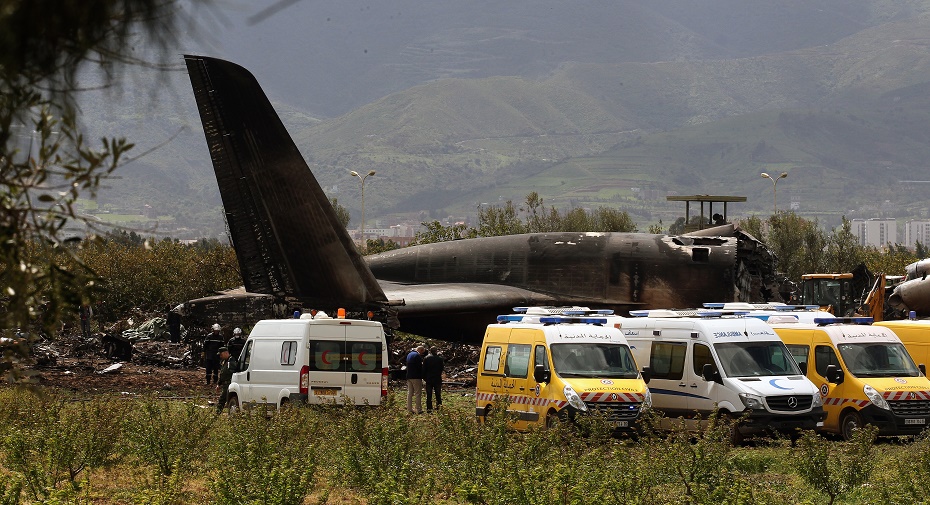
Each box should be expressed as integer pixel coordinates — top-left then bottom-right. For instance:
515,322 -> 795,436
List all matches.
378,281 -> 561,341
184,55 -> 387,308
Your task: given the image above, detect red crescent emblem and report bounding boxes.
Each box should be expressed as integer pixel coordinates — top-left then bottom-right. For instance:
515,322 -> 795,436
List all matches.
321,350 -> 332,365
358,351 -> 368,366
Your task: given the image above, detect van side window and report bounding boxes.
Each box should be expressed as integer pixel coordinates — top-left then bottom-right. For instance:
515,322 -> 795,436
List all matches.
505,344 -> 531,378
483,346 -> 502,373
814,345 -> 841,377
241,341 -> 253,370
786,344 -> 810,370
650,342 -> 686,380
280,341 -> 298,366
348,341 -> 381,372
534,345 -> 549,371
692,343 -> 714,375
310,341 -> 343,372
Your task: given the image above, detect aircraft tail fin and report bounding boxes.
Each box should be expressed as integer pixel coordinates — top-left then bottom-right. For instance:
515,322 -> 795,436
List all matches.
184,55 -> 387,307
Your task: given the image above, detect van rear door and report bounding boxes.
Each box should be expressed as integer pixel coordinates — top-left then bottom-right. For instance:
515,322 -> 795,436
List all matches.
306,324 -> 347,402
343,324 -> 386,405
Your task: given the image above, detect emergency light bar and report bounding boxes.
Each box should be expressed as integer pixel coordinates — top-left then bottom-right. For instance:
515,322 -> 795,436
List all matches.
513,306 -> 614,316
814,317 -> 873,326
629,309 -> 728,318
497,315 -> 526,323
538,316 -> 607,325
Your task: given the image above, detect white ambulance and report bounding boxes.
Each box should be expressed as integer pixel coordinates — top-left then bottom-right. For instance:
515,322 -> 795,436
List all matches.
614,310 -> 825,441
226,310 -> 389,413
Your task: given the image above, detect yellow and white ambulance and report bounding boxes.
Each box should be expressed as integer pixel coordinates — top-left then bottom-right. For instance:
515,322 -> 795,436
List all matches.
874,319 -> 930,371
475,307 -> 651,432
769,316 -> 930,440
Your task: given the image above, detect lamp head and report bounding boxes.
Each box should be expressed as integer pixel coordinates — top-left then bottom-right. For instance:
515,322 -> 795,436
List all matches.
367,170 -> 376,176
779,172 -> 788,179
350,170 -> 359,177
760,172 -> 771,179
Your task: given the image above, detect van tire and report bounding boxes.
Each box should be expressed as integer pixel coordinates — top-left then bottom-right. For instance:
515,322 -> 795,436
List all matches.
545,410 -> 559,429
841,411 -> 863,441
227,394 -> 239,415
725,413 -> 744,446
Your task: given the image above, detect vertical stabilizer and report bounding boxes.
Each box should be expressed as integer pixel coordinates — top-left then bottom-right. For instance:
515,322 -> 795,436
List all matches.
184,55 -> 387,307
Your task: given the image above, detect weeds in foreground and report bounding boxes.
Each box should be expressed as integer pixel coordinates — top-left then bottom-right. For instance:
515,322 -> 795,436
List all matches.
0,389 -> 924,504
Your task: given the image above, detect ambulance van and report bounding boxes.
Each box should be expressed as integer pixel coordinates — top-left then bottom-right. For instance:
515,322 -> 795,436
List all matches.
616,310 -> 825,441
226,310 -> 389,413
475,307 -> 652,432
874,319 -> 930,372
769,317 -> 930,440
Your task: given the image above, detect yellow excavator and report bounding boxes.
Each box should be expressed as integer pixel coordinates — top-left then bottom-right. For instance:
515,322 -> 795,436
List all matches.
799,269 -> 900,321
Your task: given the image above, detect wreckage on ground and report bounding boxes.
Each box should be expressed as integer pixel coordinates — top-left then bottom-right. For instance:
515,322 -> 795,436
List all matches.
178,55 -> 783,343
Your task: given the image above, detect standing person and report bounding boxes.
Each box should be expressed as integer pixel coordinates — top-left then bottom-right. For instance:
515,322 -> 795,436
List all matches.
215,347 -> 235,414
406,345 -> 426,414
203,323 -> 224,385
79,304 -> 92,338
423,346 -> 445,412
166,304 -> 182,343
226,327 -> 246,361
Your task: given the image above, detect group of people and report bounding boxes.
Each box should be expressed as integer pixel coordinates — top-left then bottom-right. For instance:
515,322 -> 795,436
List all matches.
202,323 -> 247,414
405,345 -> 444,414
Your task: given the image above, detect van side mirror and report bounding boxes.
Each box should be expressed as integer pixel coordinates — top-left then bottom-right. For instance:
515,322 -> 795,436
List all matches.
826,364 -> 844,385
921,364 -> 927,376
798,361 -> 808,375
640,366 -> 651,384
702,363 -> 722,384
533,365 -> 550,384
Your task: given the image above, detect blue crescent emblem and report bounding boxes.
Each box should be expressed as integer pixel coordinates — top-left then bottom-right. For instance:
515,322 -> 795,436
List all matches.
769,379 -> 793,391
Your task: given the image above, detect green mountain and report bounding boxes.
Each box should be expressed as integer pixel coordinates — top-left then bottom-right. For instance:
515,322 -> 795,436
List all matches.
76,1 -> 930,237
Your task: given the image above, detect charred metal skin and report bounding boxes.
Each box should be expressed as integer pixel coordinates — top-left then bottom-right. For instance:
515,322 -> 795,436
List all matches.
185,55 -> 386,309
182,55 -> 779,343
889,259 -> 930,316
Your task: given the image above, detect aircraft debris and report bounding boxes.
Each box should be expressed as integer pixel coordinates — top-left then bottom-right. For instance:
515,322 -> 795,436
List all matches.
97,363 -> 123,375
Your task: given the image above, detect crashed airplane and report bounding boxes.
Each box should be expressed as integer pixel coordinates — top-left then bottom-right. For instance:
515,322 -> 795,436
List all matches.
180,55 -> 780,342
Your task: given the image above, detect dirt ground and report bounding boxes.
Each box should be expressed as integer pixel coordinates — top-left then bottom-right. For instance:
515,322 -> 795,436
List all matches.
23,331 -> 480,396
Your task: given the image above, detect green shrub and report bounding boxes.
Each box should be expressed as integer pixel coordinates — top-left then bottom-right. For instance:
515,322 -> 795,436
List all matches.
122,399 -> 216,476
2,394 -> 125,500
795,426 -> 876,505
208,409 -> 317,505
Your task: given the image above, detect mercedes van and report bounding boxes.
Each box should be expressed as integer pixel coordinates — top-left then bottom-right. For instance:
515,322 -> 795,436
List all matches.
475,307 -> 651,432
615,310 -> 825,441
226,310 -> 389,413
772,317 -> 930,440
874,319 -> 930,371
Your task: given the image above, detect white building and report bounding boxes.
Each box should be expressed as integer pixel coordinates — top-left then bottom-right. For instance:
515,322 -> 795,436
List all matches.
850,218 -> 897,248
904,220 -> 930,249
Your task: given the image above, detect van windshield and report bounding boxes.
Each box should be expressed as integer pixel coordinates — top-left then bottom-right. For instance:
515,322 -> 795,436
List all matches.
837,343 -> 921,378
550,343 -> 639,379
714,341 -> 801,378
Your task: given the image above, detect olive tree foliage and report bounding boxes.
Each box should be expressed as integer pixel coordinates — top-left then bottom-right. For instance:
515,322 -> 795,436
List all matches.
0,0 -> 186,380
413,192 -> 636,245
330,198 -> 351,229
739,213 -> 916,283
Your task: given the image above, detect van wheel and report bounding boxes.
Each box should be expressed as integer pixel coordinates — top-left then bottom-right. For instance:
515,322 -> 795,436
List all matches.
725,413 -> 744,446
545,410 -> 559,429
841,411 -> 863,441
481,405 -> 492,424
227,395 -> 239,415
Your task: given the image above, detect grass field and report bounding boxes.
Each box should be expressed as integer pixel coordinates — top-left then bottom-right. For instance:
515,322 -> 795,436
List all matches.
0,387 -> 926,504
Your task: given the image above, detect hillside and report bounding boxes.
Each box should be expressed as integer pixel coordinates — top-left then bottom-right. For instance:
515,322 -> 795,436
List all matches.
73,1 -> 930,237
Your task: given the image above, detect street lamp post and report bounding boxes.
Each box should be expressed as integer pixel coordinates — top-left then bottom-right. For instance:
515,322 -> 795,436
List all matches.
350,170 -> 376,251
760,171 -> 788,214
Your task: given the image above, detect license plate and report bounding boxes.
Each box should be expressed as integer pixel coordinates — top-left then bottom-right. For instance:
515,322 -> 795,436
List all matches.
313,388 -> 339,396
905,418 -> 926,425
616,421 -> 629,428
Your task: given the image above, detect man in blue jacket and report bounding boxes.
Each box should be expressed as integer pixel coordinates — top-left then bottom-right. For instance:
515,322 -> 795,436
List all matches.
406,345 -> 426,414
